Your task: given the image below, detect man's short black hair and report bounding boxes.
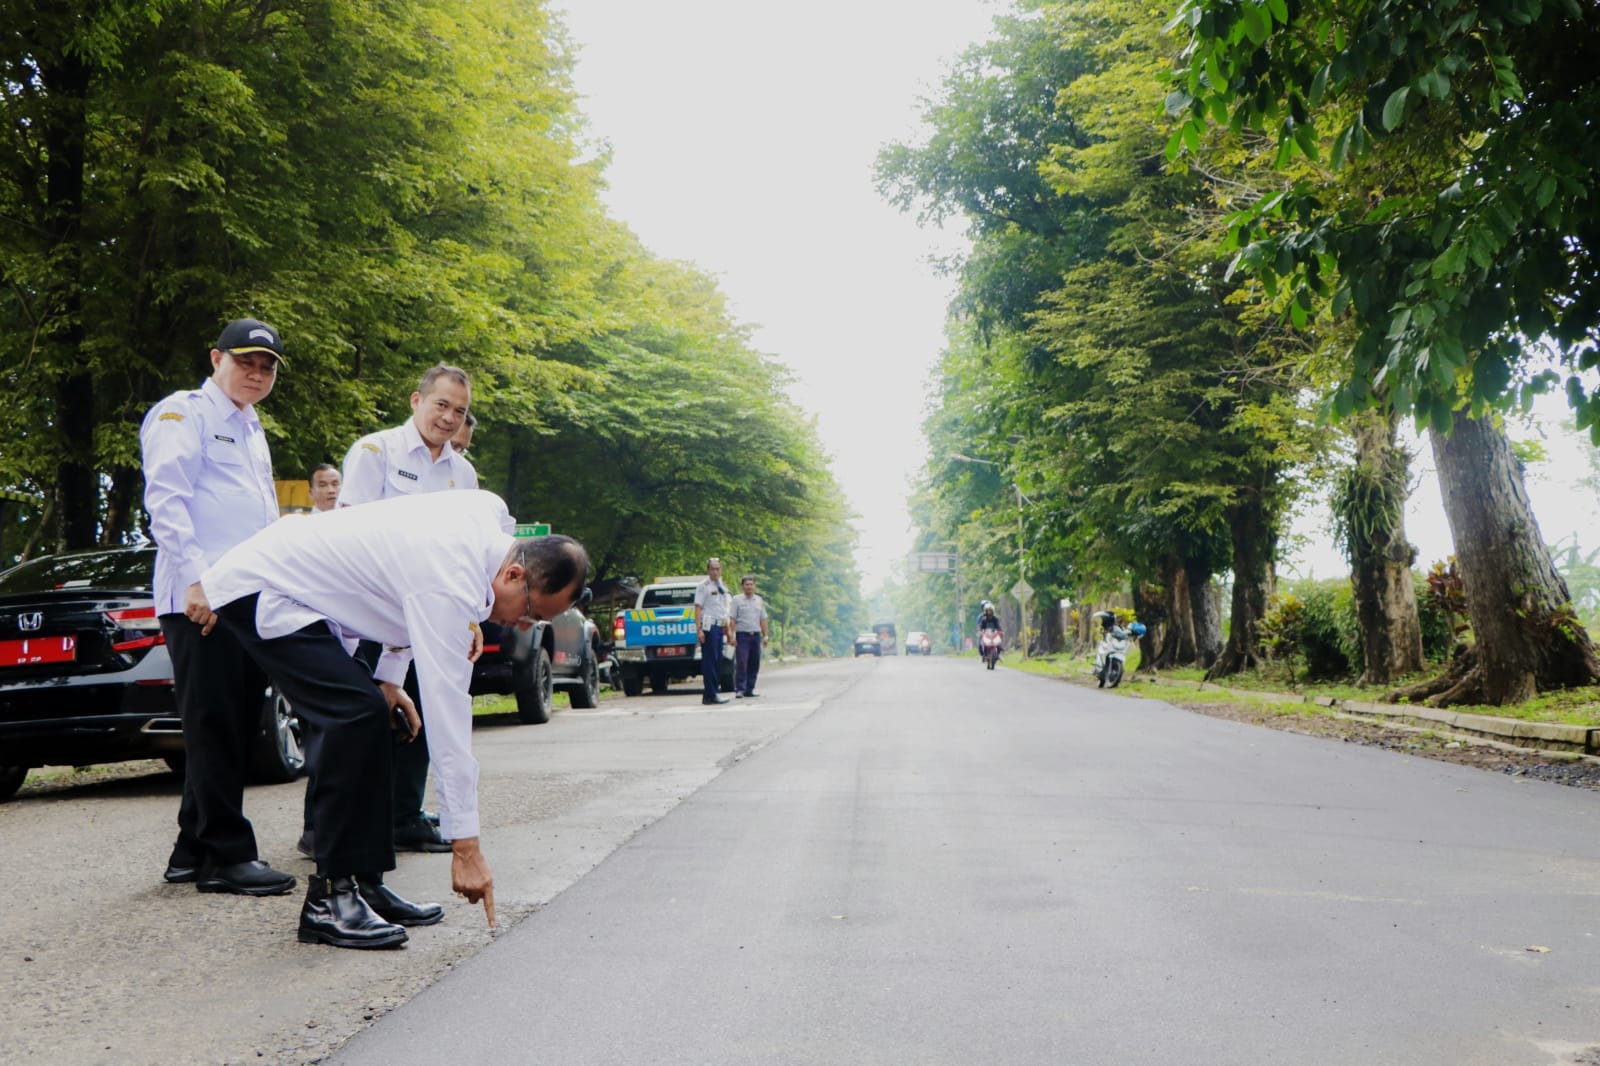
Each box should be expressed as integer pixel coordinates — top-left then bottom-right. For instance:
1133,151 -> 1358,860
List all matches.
517,534 -> 589,597
308,462 -> 338,485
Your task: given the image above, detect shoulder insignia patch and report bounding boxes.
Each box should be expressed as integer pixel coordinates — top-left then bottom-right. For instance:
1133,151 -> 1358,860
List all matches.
158,412 -> 185,422
362,442 -> 381,453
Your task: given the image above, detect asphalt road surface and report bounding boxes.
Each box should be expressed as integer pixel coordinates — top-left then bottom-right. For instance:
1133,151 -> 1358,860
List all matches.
330,656 -> 1600,1066
6,656 -> 1600,1064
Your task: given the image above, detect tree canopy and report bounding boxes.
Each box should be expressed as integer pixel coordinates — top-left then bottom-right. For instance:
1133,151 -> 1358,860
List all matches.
0,0 -> 862,651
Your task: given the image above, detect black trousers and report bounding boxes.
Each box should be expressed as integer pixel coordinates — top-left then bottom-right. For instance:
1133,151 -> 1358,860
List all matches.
302,644 -> 430,834
160,613 -> 269,867
217,597 -> 396,876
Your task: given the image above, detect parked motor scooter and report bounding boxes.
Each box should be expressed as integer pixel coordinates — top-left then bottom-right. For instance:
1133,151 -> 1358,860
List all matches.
1093,620 -> 1145,688
979,629 -> 1003,670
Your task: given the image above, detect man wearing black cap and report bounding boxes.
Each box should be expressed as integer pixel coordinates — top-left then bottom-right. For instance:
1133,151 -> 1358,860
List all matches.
139,317 -> 297,896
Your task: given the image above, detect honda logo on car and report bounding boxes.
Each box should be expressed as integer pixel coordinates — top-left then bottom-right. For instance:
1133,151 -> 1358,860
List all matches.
18,612 -> 42,631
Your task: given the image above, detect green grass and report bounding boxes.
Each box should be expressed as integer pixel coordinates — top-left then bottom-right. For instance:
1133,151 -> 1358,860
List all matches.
1006,651 -> 1600,727
471,688 -> 621,717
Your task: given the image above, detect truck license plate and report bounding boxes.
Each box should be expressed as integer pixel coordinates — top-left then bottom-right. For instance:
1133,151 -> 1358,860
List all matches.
655,645 -> 688,658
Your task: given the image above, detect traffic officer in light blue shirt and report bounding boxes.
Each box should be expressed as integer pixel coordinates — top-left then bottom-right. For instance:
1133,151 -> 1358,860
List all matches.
326,364 -> 477,854
139,317 -> 296,897
694,558 -> 733,704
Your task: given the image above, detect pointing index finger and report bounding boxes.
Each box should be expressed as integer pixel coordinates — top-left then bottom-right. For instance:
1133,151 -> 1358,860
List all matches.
484,885 -> 496,929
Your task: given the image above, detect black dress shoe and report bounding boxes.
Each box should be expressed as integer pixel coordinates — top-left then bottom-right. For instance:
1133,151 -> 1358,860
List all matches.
197,859 -> 297,896
422,810 -> 441,827
298,875 -> 408,949
163,863 -> 198,884
703,696 -> 729,705
357,878 -> 444,927
393,817 -> 453,853
743,692 -> 759,699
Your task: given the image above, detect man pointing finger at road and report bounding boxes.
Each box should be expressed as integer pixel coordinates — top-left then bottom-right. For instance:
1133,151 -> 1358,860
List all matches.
189,490 -> 587,947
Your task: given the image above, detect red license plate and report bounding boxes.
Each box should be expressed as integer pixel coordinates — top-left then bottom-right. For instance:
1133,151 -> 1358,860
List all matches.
655,645 -> 688,658
1,636 -> 76,667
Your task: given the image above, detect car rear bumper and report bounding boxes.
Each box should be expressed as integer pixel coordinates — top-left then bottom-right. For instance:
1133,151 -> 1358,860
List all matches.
0,710 -> 186,768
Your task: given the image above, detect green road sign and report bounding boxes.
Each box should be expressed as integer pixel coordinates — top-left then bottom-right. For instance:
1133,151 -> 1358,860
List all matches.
513,523 -> 551,538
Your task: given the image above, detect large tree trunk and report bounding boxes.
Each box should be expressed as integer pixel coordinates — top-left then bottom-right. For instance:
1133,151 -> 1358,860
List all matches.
1341,410 -> 1426,685
1153,553 -> 1195,668
1131,574 -> 1163,672
42,45 -> 97,549
1189,569 -> 1223,667
1205,490 -> 1274,679
100,466 -> 145,546
1425,414 -> 1600,704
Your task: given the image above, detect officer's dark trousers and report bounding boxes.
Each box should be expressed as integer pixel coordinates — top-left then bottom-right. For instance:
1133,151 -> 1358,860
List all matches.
735,632 -> 761,695
301,644 -> 430,835
702,624 -> 724,700
161,613 -> 269,867
218,597 -> 395,876
390,660 -> 430,824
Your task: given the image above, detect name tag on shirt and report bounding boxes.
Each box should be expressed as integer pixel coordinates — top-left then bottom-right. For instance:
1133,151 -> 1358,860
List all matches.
397,469 -> 419,481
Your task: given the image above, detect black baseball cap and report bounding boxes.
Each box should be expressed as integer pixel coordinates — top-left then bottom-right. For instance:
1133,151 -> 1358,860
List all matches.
215,318 -> 286,365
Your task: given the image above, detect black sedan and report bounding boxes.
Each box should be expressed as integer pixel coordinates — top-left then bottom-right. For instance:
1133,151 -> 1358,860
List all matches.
0,547 -> 303,801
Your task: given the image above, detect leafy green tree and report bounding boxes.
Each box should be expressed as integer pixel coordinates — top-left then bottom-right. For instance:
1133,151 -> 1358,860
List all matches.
1169,0 -> 1600,702
885,0 -> 1328,674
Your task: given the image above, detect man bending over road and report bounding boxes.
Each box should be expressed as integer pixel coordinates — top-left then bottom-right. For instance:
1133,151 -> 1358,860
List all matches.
187,490 -> 587,949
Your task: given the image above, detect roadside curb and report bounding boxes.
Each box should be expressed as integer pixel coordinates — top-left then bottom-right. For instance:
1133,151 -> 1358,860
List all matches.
1138,675 -> 1600,758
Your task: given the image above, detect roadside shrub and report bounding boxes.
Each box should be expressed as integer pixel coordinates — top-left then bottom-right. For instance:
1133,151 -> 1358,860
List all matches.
1257,593 -> 1309,684
1415,568 -> 1458,662
1281,578 -> 1356,681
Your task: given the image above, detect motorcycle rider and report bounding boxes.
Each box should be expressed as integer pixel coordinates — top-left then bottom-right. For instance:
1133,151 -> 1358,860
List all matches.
977,602 -> 1003,645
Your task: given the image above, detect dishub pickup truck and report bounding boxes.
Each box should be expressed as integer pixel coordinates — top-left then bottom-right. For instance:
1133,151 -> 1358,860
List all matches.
611,577 -> 735,696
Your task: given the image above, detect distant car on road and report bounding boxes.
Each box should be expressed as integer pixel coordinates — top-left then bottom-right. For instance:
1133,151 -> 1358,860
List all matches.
853,632 -> 882,657
905,631 -> 931,655
0,547 -> 303,802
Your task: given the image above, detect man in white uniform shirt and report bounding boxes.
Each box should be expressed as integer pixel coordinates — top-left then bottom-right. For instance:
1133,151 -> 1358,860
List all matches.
333,364 -> 476,854
139,318 -> 296,897
694,557 -> 732,705
730,576 -> 769,698
190,490 -> 587,948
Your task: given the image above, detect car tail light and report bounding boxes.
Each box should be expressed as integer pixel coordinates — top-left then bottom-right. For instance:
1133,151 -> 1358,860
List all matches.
106,606 -> 165,652
613,614 -> 626,641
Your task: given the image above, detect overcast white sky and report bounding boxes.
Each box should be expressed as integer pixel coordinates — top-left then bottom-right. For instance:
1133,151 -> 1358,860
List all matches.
555,0 -> 996,589
554,0 -> 1600,593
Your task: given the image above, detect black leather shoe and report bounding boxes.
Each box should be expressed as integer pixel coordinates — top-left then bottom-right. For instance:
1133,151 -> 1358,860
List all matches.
197,859 -> 297,896
743,692 -> 759,698
298,875 -> 408,949
394,817 -> 452,853
703,696 -> 729,705
357,878 -> 444,927
163,863 -> 198,884
422,810 -> 441,827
